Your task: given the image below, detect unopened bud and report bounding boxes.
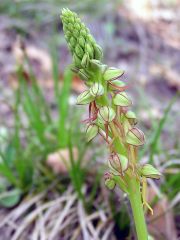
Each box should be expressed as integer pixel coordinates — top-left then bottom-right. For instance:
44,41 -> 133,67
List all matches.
86,124 -> 99,142
126,127 -> 145,146
85,43 -> 94,59
69,37 -> 76,47
73,54 -> 82,67
94,44 -> 103,60
140,164 -> 161,179
74,22 -> 81,31
77,90 -> 94,105
103,67 -> 124,81
90,83 -> 104,97
81,53 -> 89,69
61,9 -> 103,66
75,45 -> 84,58
78,36 -> 86,48
104,172 -> 116,190
98,106 -> 116,124
113,92 -> 132,107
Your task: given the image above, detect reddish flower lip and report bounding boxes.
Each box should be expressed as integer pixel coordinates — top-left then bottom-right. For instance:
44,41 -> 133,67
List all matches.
81,116 -> 96,124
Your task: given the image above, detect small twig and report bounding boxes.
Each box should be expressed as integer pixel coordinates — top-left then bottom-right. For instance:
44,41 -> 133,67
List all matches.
48,193 -> 77,240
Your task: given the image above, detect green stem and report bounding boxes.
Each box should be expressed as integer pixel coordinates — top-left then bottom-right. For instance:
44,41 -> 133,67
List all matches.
127,176 -> 148,240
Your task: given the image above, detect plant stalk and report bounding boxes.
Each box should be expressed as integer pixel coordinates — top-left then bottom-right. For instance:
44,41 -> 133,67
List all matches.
127,176 -> 148,240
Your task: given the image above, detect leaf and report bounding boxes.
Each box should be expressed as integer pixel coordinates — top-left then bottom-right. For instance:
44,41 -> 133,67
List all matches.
0,188 -> 21,208
149,95 -> 178,163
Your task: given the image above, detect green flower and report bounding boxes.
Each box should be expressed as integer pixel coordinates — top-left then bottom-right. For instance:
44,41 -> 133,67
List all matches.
126,127 -> 145,146
113,92 -> 132,107
90,83 -> 104,97
76,90 -> 94,105
104,172 -> 116,190
98,106 -> 116,124
109,153 -> 129,175
140,164 -> 161,179
125,111 -> 137,125
103,67 -> 124,81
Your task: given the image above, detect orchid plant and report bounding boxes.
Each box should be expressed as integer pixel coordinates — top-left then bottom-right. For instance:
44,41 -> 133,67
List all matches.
61,9 -> 161,239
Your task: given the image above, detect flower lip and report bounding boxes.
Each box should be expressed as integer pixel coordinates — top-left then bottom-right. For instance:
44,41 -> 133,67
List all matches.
104,172 -> 116,190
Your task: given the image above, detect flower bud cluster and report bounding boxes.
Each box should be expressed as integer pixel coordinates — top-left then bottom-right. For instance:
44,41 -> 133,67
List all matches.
61,8 -> 103,70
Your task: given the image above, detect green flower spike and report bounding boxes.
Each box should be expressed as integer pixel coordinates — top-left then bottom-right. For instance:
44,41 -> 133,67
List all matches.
61,8 -> 103,68
61,9 -> 160,240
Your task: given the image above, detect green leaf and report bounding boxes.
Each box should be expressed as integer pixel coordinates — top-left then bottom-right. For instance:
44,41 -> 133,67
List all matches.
0,188 -> 21,208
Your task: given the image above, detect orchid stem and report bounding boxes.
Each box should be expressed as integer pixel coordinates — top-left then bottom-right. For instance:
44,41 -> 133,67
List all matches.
127,176 -> 148,240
